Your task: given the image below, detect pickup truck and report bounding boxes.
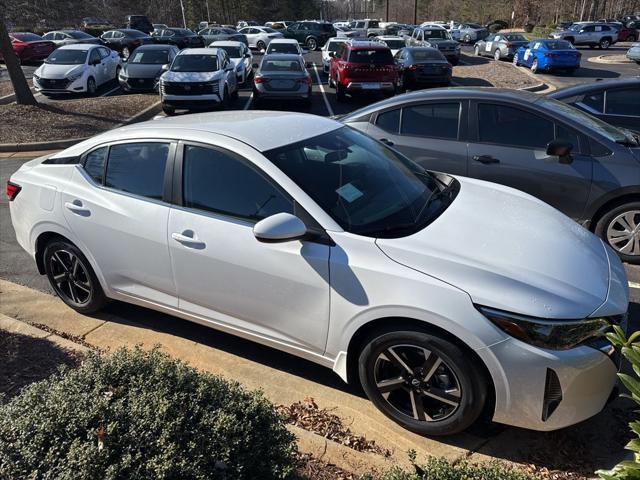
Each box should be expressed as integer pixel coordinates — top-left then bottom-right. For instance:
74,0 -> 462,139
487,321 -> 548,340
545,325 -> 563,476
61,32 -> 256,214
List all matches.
348,19 -> 386,38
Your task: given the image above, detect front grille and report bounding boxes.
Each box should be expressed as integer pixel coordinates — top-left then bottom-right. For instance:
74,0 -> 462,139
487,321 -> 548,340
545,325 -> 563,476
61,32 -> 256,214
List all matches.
541,368 -> 562,421
126,78 -> 156,89
38,78 -> 70,90
161,81 -> 219,95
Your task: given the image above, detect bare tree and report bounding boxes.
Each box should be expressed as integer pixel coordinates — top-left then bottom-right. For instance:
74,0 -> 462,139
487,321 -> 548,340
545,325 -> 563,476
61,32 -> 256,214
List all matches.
0,19 -> 37,105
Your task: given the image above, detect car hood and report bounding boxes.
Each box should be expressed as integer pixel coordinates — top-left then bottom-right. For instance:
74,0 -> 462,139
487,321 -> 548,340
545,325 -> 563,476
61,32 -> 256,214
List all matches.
376,177 -> 615,319
161,71 -> 220,82
122,63 -> 163,78
36,63 -> 85,79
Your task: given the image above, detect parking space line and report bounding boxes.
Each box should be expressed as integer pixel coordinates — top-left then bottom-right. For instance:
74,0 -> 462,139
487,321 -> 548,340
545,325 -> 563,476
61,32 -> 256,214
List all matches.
243,92 -> 253,110
312,64 -> 334,117
101,85 -> 121,97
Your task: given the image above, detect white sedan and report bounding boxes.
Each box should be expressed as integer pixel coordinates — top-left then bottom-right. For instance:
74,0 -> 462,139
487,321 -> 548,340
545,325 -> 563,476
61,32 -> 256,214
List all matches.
33,44 -> 121,96
209,40 -> 253,84
8,112 -> 627,437
237,26 -> 283,51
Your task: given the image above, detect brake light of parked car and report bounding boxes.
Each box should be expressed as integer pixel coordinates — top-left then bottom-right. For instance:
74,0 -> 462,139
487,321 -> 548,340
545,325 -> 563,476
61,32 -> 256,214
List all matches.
297,76 -> 313,84
254,76 -> 270,83
6,181 -> 21,201
408,64 -> 418,71
544,52 -> 559,57
505,42 -> 513,47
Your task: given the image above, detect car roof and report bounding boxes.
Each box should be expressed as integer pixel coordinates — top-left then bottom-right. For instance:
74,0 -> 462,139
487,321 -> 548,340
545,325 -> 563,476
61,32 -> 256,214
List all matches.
269,38 -> 298,43
377,35 -> 404,40
420,25 -> 446,30
405,46 -> 441,52
57,43 -> 99,50
549,78 -> 640,98
133,43 -> 176,50
57,111 -> 342,153
210,40 -> 244,46
347,41 -> 389,50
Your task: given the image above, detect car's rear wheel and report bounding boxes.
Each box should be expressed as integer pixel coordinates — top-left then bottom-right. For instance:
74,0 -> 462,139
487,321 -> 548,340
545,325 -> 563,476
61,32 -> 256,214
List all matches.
494,49 -> 501,61
595,202 -> 640,264
599,38 -> 611,49
358,329 -> 487,436
122,46 -> 131,60
306,37 -> 318,51
474,45 -> 480,56
86,76 -> 97,96
44,240 -> 108,314
531,58 -> 539,73
512,53 -> 519,66
256,40 -> 266,51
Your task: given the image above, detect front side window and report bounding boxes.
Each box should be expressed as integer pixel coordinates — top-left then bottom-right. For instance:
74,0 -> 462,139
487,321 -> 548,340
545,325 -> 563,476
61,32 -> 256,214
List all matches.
606,88 -> 640,116
105,143 -> 169,199
89,49 -> 101,64
401,103 -> 460,140
478,104 -> 554,149
183,145 -> 292,221
581,91 -> 604,112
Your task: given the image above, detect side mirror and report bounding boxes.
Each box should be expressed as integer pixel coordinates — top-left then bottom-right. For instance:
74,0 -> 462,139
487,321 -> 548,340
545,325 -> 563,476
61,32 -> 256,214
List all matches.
328,51 -> 335,57
161,63 -> 169,71
253,213 -> 307,243
260,48 -> 266,54
546,140 -> 573,164
244,52 -> 251,58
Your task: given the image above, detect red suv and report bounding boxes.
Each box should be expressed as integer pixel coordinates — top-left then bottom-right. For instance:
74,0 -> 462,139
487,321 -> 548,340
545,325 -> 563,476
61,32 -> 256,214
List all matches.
328,41 -> 397,102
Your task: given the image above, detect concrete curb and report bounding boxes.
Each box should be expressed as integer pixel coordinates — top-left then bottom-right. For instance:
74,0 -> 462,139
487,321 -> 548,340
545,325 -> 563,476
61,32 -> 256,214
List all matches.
587,54 -> 634,65
0,100 -> 161,153
512,63 -> 557,93
0,92 -> 16,105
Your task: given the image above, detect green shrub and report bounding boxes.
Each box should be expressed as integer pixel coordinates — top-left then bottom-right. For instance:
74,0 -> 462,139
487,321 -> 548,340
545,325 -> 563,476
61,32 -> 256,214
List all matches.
597,326 -> 640,480
0,347 -> 297,480
364,456 -> 539,480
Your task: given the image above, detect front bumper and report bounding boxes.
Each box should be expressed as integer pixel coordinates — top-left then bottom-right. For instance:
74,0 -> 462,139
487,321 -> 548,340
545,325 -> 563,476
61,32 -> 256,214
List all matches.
254,84 -> 311,100
119,76 -> 158,91
33,75 -> 86,94
161,93 -> 223,109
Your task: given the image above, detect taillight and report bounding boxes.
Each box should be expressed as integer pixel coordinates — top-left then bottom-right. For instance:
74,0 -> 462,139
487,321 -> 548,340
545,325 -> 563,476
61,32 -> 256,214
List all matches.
544,52 -> 558,57
298,76 -> 312,85
506,42 -> 513,47
6,181 -> 21,201
254,76 -> 270,84
408,64 -> 418,71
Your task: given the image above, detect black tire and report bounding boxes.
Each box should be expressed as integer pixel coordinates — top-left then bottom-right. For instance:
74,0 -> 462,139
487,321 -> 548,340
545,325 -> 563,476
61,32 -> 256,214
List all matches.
358,329 -> 487,436
599,37 -> 611,49
336,80 -> 346,102
531,58 -> 539,74
43,239 -> 108,314
86,76 -> 97,96
565,37 -> 575,45
595,202 -> 640,264
122,46 -> 131,60
256,40 -> 266,51
306,37 -> 318,51
231,85 -> 239,100
162,105 -> 175,115
474,45 -> 480,56
449,57 -> 459,66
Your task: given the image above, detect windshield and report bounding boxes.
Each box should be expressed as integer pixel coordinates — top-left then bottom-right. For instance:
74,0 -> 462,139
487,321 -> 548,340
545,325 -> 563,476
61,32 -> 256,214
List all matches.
217,46 -> 242,57
68,31 -> 94,39
570,24 -> 583,31
348,49 -> 393,64
382,39 -> 406,49
261,59 -> 302,71
267,43 -> 298,54
12,33 -> 42,42
129,49 -> 170,64
171,54 -> 218,72
45,49 -> 87,64
505,34 -> 526,41
423,29 -> 448,39
538,96 -> 634,144
264,127 -> 457,237
327,40 -> 346,52
413,49 -> 445,61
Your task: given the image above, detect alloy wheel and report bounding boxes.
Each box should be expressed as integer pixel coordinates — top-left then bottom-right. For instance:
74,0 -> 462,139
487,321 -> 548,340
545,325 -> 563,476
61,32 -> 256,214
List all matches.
600,39 -> 610,49
307,38 -> 317,51
373,344 -> 462,422
474,46 -> 480,56
48,249 -> 93,307
607,210 -> 640,256
123,47 -> 130,59
494,49 -> 501,61
87,77 -> 96,95
513,54 -> 519,66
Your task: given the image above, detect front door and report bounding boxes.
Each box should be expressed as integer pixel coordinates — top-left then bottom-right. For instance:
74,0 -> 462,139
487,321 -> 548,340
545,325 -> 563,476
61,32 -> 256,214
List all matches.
467,101 -> 593,219
167,142 -> 331,352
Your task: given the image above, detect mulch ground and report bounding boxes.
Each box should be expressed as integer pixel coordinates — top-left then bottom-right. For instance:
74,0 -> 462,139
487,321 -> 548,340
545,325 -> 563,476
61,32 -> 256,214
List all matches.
453,53 -> 539,88
0,94 -> 158,144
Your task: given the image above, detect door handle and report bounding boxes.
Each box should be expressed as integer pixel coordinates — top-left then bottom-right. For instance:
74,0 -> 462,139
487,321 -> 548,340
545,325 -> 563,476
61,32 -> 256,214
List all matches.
379,138 -> 395,146
171,231 -> 205,248
64,201 -> 91,215
472,155 -> 500,164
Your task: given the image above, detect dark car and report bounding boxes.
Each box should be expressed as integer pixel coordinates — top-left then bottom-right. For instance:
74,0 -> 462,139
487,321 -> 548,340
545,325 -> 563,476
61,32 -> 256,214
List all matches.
151,28 -> 205,48
198,26 -> 248,46
340,88 -> 640,263
385,23 -> 415,36
395,47 -> 452,90
100,29 -> 154,59
282,21 -> 336,51
125,15 -> 154,34
1,32 -> 56,64
549,79 -> 640,133
118,44 -> 179,92
42,30 -> 102,47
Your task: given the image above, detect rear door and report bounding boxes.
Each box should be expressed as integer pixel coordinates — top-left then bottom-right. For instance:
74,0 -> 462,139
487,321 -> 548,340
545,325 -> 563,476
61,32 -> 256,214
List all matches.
366,101 -> 468,175
88,48 -> 104,85
467,101 -> 593,219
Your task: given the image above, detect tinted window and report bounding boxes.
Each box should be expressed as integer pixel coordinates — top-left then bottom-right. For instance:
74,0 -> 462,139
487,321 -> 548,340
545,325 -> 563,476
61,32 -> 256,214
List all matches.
606,88 -> 640,116
183,145 -> 292,221
83,147 -> 107,184
376,109 -> 400,133
171,54 -> 218,72
262,59 -> 302,71
105,143 -> 169,199
556,124 -> 581,153
347,49 -> 393,64
580,91 -> 604,112
12,33 -> 42,41
412,49 -> 445,61
402,103 -> 460,140
267,43 -> 298,54
478,104 -> 554,149
89,49 -> 101,64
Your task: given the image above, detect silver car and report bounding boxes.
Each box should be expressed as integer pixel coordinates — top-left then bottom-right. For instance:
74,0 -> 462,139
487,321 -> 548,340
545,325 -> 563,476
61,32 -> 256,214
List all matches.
238,26 -> 284,51
42,30 -> 102,46
450,23 -> 489,43
549,22 -> 618,49
627,42 -> 640,64
198,26 -> 248,46
118,44 -> 179,92
252,54 -> 312,107
474,32 -> 529,60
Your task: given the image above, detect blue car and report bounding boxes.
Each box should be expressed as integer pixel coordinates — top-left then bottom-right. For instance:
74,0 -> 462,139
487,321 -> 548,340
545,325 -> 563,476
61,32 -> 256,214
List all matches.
513,39 -> 581,74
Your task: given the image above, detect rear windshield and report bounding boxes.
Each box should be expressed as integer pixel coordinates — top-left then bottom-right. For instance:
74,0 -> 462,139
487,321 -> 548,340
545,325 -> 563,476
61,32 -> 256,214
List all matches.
267,43 -> 298,54
171,54 -> 218,72
261,59 -> 302,71
504,34 -> 527,41
412,49 -> 445,61
327,40 -> 346,52
381,39 -> 406,49
348,48 -> 393,64
545,40 -> 574,49
68,31 -> 94,39
45,49 -> 87,64
11,33 -> 42,42
216,45 -> 242,57
321,23 -> 336,32
422,29 -> 448,39
129,49 -> 170,64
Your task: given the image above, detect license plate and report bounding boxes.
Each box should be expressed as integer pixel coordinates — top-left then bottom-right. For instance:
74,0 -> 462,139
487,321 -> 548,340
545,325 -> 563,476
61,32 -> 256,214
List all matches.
362,82 -> 381,89
272,80 -> 294,89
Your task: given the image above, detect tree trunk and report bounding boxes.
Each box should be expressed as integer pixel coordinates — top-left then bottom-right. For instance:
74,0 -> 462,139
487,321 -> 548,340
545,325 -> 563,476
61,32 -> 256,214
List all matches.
0,20 -> 37,106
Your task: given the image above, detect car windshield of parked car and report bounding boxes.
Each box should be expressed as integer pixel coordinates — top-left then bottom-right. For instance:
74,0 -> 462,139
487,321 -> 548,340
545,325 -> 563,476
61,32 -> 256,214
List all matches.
412,49 -> 446,61
261,59 -> 302,71
268,43 -> 298,54
45,49 -> 88,64
129,49 -> 170,64
505,34 -> 527,41
422,29 -> 448,40
171,54 -> 218,72
347,48 -> 393,64
382,39 -> 406,49
569,24 -> 583,31
216,45 -> 242,57
12,33 -> 42,42
264,127 -> 457,237
466,23 -> 482,28
262,27 -> 278,33
545,40 -> 574,49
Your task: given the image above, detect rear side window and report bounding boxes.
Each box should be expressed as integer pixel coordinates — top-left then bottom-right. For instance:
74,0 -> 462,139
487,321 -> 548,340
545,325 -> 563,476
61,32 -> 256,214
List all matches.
401,103 -> 460,140
580,91 -> 604,113
556,124 -> 581,153
376,109 -> 400,133
606,88 -> 640,116
478,104 -> 554,149
83,147 -> 108,184
105,143 -> 169,199
183,145 -> 293,221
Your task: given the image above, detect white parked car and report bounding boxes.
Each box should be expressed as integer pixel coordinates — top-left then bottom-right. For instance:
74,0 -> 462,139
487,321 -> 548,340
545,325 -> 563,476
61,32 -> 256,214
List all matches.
238,26 -> 283,50
33,44 -> 121,96
158,48 -> 238,115
209,40 -> 253,85
265,38 -> 304,55
375,35 -> 407,56
8,111 -> 628,436
321,38 -> 347,72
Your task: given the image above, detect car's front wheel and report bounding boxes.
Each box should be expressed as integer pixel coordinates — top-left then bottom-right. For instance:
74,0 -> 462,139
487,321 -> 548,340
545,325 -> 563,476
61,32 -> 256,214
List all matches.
256,40 -> 266,51
358,329 -> 487,436
494,49 -> 501,61
44,239 -> 108,314
595,202 -> 640,264
512,53 -> 519,66
599,38 -> 611,49
86,76 -> 97,96
474,45 -> 480,56
122,46 -> 131,60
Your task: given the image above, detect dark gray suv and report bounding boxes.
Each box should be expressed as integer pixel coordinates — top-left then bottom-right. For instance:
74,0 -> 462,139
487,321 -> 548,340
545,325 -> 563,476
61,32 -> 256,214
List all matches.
341,88 -> 640,263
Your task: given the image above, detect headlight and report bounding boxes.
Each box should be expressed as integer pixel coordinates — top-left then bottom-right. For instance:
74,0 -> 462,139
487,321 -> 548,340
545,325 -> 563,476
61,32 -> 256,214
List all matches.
67,71 -> 83,82
478,306 -> 609,350
118,70 -> 127,80
33,73 -> 40,81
